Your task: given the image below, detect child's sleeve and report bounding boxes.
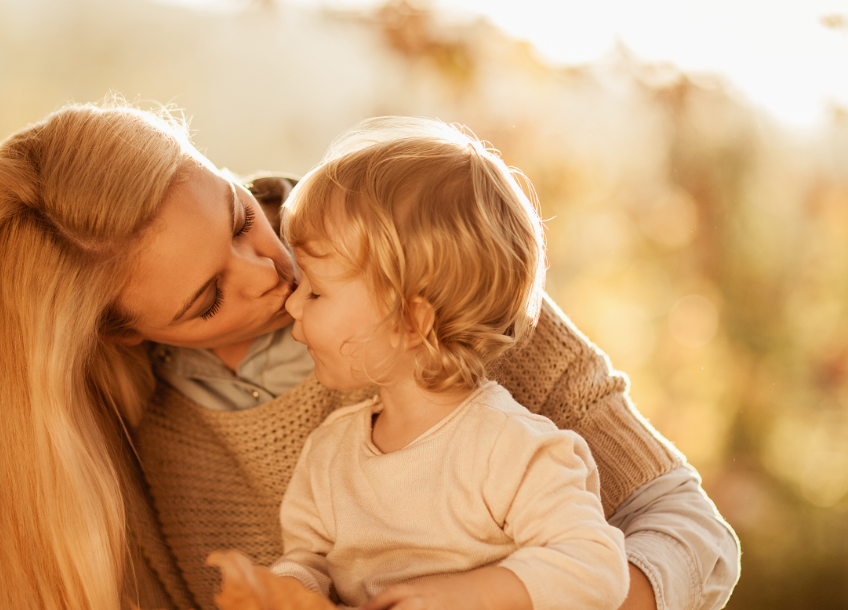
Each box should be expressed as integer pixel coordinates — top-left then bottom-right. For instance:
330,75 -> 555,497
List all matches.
270,436 -> 334,598
483,416 -> 630,610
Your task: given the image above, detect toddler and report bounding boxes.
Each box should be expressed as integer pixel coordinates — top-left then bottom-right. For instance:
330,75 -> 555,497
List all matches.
271,117 -> 628,610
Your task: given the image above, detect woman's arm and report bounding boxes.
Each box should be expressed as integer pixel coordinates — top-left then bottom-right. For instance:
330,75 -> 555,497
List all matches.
609,465 -> 740,610
492,295 -> 684,515
362,559 -> 661,610
362,566 -> 529,610
492,295 -> 739,609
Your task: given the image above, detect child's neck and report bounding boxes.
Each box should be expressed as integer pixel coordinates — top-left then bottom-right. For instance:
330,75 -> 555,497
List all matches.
371,376 -> 473,454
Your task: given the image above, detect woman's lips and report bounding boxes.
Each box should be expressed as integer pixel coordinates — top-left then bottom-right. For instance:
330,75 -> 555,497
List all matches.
275,278 -> 299,314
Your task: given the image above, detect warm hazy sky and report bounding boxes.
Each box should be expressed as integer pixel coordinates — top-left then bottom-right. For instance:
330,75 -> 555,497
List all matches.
161,0 -> 848,129
446,0 -> 848,127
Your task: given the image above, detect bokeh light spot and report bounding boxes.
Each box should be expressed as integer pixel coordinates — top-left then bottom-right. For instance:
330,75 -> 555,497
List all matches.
593,301 -> 655,368
637,187 -> 698,248
668,294 -> 719,347
801,451 -> 848,508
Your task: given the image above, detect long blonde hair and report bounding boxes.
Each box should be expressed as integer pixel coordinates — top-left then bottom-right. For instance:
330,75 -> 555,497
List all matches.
285,117 -> 546,392
0,100 -> 199,609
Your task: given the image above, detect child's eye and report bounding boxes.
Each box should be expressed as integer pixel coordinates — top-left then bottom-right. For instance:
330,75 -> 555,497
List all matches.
307,292 -> 320,300
234,205 -> 255,238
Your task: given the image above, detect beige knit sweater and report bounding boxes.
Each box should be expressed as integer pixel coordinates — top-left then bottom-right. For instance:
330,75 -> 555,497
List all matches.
129,297 -> 683,610
272,382 -> 629,610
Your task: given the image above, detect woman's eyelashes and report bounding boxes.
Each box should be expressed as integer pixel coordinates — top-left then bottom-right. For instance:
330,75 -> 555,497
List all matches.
200,283 -> 224,321
234,204 -> 255,238
199,194 -> 255,322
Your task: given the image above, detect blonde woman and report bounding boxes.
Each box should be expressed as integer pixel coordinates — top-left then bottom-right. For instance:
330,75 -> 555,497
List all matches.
0,100 -> 739,610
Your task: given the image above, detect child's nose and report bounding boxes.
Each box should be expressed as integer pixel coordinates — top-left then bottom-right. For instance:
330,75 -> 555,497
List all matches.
285,282 -> 305,320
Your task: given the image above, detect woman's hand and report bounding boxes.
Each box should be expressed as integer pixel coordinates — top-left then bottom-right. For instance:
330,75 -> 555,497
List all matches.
362,563 -> 653,610
206,550 -> 334,610
362,566 -> 531,610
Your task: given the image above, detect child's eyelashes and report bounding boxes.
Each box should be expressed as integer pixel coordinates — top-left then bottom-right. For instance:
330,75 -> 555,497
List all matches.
201,284 -> 224,321
307,292 -> 320,300
234,205 -> 255,238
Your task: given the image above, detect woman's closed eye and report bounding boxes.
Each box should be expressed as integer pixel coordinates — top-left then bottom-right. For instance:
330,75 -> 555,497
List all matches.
200,192 -> 254,322
200,283 -> 224,321
234,204 -> 255,237
307,291 -> 320,300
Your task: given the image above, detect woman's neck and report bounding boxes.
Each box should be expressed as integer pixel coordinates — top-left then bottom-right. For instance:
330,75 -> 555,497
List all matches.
211,338 -> 254,373
371,376 -> 472,454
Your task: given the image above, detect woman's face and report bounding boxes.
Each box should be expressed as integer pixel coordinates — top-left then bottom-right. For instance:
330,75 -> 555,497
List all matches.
118,163 -> 298,350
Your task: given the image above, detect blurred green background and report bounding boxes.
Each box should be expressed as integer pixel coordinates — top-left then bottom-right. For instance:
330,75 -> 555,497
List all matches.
3,0 -> 848,607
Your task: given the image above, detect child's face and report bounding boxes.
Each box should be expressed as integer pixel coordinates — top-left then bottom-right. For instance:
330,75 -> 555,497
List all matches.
285,242 -> 400,391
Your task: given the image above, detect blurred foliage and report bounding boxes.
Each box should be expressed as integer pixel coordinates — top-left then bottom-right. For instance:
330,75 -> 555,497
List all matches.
820,14 -> 848,32
2,0 -> 848,606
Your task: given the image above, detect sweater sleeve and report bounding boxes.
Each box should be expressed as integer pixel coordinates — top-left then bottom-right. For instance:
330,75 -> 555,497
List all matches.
270,436 -> 334,598
608,465 -> 740,610
483,415 -> 630,610
491,295 -> 684,516
493,296 -> 740,610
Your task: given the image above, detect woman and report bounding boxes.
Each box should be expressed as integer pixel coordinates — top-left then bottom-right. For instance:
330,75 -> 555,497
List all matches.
0,100 -> 739,610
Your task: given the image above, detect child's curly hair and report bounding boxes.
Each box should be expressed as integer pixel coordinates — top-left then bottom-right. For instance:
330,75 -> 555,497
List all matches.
284,117 -> 546,392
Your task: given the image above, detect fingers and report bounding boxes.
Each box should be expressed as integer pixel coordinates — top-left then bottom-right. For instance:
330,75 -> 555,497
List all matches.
206,550 -> 270,610
207,550 -> 265,591
206,550 -> 335,610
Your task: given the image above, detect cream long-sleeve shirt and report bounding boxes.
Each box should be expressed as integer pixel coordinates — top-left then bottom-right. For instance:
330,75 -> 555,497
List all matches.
271,382 -> 629,610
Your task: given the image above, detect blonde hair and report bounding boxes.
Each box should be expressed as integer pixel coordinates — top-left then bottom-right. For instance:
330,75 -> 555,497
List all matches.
285,116 -> 546,392
0,100 -> 201,609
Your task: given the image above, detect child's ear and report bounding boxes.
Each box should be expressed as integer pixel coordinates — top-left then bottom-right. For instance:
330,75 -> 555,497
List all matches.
402,297 -> 435,350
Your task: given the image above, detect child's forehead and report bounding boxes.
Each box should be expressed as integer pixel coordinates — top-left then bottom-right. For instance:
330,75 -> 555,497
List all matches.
294,241 -> 357,280
294,239 -> 336,260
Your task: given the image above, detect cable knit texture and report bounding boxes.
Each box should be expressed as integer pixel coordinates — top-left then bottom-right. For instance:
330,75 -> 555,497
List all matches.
131,296 -> 683,609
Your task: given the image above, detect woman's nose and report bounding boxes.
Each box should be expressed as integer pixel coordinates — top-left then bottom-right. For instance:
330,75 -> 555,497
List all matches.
230,247 -> 280,296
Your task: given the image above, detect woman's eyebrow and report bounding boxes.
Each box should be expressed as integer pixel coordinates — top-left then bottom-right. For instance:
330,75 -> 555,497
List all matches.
170,277 -> 216,324
169,182 -> 236,324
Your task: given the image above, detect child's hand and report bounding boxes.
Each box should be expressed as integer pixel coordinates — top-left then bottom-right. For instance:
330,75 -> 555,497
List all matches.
206,550 -> 335,610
